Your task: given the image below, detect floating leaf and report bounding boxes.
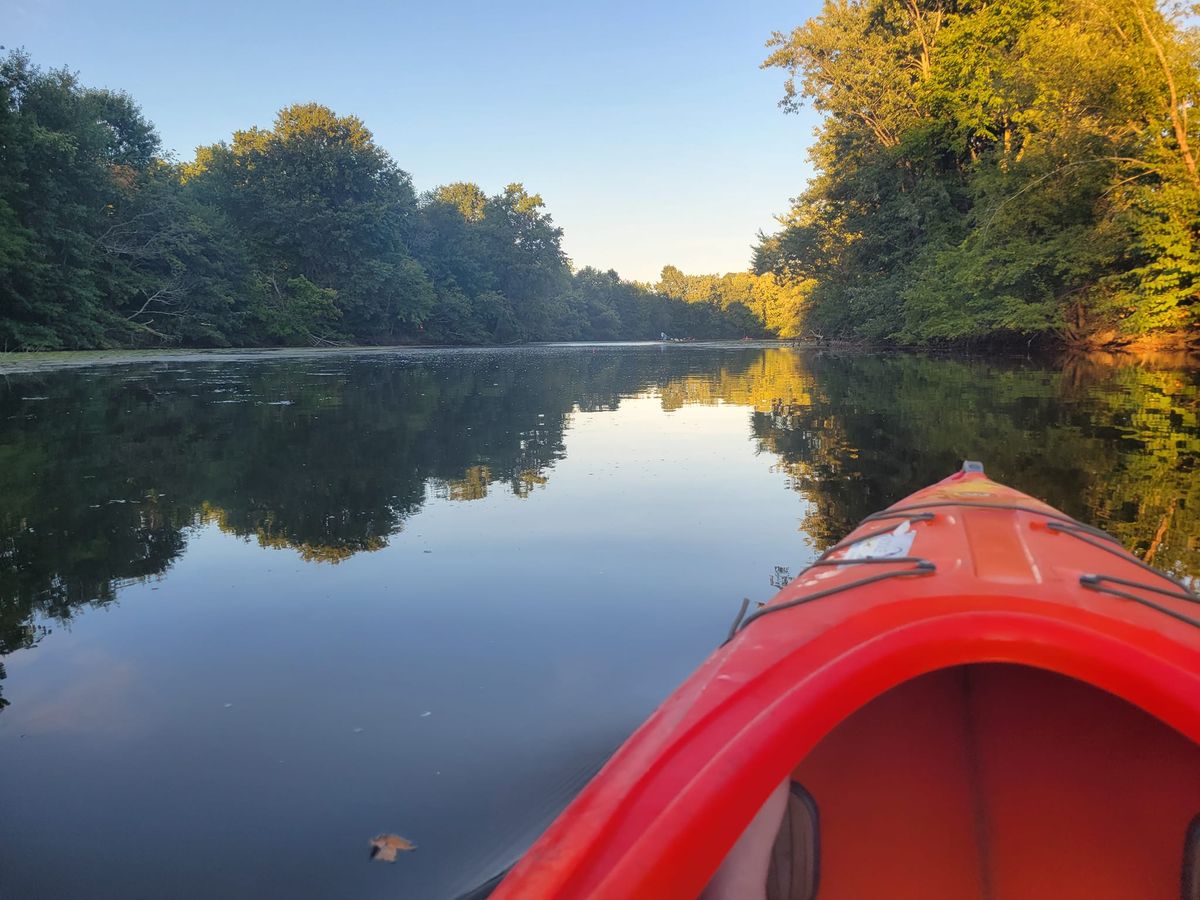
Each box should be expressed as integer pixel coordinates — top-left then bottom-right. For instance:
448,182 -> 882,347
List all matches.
369,833 -> 415,862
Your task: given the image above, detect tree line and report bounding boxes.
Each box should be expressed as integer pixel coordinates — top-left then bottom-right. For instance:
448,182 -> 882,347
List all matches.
0,50 -> 804,351
755,0 -> 1200,348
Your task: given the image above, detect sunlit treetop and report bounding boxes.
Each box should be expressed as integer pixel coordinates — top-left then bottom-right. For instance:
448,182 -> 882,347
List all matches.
433,181 -> 488,221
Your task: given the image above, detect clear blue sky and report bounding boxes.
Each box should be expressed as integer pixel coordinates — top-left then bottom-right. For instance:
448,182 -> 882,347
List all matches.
6,0 -> 823,281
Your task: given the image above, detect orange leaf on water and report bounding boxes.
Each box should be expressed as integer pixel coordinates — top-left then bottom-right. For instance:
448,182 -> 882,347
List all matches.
369,833 -> 416,862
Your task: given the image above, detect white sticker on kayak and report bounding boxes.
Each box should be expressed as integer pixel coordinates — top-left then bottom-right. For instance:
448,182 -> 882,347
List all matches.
842,520 -> 916,560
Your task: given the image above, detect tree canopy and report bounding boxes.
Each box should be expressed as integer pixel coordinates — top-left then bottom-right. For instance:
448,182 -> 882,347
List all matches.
0,51 -> 788,350
756,0 -> 1200,348
6,11 -> 1197,353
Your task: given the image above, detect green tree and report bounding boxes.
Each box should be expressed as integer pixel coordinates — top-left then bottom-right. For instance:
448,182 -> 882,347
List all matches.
758,0 -> 1200,347
477,183 -> 576,341
434,181 -> 488,222
0,51 -> 160,348
187,103 -> 434,343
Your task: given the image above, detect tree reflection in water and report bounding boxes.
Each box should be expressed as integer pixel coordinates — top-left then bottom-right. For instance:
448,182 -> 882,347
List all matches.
1,345 -> 1197,711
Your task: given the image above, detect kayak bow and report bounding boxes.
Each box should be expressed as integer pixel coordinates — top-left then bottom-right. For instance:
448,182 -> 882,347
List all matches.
495,463 -> 1200,900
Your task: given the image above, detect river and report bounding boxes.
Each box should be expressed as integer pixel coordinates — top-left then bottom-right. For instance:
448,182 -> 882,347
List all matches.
1,343 -> 1196,898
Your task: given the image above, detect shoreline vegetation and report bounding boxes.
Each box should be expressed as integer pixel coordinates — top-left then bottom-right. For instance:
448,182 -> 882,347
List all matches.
3,341 -> 1196,380
0,51 -> 805,353
1,0 -> 1197,355
754,0 -> 1200,351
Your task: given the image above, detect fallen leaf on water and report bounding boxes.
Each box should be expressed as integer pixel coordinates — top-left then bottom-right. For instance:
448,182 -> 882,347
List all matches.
369,834 -> 416,862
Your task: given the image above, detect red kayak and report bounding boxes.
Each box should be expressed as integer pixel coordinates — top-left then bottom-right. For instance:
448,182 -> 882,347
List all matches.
494,463 -> 1200,900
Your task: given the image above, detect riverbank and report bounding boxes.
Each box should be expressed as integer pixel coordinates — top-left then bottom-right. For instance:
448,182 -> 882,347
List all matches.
0,340 -> 790,374
1067,330 -> 1200,356
4,337 -> 1197,376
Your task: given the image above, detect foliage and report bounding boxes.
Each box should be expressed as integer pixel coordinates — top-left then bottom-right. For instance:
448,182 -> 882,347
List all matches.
757,0 -> 1200,346
0,50 -> 797,350
184,103 -> 434,343
0,50 -> 161,349
656,266 -> 811,338
247,274 -> 340,345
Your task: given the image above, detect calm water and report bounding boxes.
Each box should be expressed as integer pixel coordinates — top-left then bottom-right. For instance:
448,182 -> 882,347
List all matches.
1,344 -> 1197,899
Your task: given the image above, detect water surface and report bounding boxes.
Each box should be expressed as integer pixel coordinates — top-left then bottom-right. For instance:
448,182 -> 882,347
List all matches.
1,344 -> 1197,898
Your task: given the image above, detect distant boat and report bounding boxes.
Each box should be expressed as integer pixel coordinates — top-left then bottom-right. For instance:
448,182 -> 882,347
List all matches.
494,462 -> 1200,900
